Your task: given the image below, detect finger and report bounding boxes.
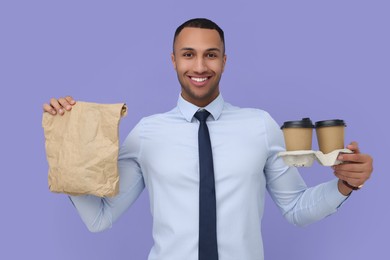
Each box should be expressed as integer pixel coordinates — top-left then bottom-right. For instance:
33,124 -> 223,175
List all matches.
58,97 -> 73,112
333,163 -> 365,174
334,171 -> 361,182
337,153 -> 369,164
334,169 -> 368,185
333,163 -> 372,182
346,141 -> 360,154
49,98 -> 65,115
335,174 -> 366,188
43,103 -> 57,115
333,168 -> 367,180
65,96 -> 76,105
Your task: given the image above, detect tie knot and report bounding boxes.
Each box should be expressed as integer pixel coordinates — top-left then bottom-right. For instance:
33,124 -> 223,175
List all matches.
194,110 -> 210,122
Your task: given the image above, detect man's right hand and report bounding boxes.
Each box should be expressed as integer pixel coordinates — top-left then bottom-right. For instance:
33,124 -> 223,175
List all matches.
43,96 -> 76,115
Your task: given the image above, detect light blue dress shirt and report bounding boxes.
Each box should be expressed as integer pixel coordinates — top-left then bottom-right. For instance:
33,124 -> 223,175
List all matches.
70,94 -> 348,260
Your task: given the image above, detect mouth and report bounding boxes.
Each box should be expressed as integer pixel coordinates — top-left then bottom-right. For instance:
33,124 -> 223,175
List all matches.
188,76 -> 211,86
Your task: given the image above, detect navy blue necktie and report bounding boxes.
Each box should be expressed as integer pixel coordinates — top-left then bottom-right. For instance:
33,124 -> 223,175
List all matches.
194,110 -> 218,260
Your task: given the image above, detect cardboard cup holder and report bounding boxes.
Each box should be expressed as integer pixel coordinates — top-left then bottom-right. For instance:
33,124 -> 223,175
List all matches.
277,149 -> 353,167
279,118 -> 349,167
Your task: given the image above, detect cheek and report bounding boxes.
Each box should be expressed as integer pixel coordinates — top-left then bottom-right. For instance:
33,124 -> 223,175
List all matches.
208,59 -> 225,74
211,64 -> 224,75
176,61 -> 192,74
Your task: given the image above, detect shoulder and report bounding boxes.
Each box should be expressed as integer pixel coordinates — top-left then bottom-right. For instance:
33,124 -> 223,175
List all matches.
123,107 -> 179,143
139,107 -> 181,123
222,102 -> 275,123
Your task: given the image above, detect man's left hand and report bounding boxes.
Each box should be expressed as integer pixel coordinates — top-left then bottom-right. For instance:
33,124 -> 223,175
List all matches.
333,141 -> 373,195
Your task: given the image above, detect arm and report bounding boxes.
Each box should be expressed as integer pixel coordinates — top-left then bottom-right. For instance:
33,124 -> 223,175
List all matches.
69,130 -> 145,232
263,112 -> 354,227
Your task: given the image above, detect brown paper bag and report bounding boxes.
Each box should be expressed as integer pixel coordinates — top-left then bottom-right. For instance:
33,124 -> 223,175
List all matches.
42,101 -> 127,197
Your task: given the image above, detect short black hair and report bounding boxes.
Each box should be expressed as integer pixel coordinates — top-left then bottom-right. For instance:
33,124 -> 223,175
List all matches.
173,18 -> 225,53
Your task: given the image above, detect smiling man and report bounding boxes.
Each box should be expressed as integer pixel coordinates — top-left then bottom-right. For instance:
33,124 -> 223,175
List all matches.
43,18 -> 373,260
172,25 -> 226,107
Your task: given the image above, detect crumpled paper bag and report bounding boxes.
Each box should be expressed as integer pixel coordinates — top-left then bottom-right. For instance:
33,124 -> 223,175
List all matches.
42,101 -> 127,197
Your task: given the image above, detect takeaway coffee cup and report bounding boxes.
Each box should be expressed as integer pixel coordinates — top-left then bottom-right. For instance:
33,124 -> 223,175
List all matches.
281,118 -> 314,151
315,119 -> 346,154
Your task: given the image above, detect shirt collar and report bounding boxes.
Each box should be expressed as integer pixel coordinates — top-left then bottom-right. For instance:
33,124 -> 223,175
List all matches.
177,94 -> 224,122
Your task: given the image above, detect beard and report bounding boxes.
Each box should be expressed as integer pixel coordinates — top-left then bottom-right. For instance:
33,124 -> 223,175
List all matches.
178,73 -> 222,107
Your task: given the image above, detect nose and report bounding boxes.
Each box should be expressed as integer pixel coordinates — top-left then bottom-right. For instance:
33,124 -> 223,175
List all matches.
193,56 -> 207,74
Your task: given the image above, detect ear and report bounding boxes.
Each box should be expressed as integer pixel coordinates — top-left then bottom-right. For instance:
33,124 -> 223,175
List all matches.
171,53 -> 177,70
222,54 -> 227,72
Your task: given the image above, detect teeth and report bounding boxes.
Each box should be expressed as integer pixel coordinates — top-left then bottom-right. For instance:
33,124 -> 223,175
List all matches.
191,77 -> 208,82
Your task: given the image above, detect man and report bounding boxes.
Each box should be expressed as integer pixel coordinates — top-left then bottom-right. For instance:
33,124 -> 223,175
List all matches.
43,18 -> 373,260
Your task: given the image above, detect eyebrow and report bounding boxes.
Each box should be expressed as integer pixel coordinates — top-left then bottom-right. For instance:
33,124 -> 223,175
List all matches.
179,47 -> 222,52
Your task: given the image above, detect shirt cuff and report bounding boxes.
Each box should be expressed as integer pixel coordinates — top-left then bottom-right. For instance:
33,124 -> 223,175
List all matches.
324,178 -> 350,209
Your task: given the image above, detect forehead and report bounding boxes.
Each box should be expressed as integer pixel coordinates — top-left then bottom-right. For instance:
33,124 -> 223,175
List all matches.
174,27 -> 223,51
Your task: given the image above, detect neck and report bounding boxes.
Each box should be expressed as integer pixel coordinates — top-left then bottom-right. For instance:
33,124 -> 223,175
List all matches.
180,92 -> 220,108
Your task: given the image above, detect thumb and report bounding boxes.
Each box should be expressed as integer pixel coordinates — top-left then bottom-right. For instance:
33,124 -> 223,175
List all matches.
347,141 -> 360,154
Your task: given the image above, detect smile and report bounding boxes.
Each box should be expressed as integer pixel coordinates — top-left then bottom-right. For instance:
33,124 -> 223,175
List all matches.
191,77 -> 209,82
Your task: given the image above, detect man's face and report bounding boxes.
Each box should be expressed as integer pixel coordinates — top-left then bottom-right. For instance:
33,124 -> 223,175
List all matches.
172,27 -> 227,107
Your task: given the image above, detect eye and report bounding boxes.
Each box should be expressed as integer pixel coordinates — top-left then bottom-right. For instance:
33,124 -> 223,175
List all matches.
206,53 -> 217,58
183,52 -> 193,58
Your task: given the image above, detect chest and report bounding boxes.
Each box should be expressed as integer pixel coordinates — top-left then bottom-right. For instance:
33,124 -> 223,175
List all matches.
139,119 -> 268,186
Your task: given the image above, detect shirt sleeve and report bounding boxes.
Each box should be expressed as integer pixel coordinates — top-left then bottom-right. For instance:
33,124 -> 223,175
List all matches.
262,112 -> 349,227
69,121 -> 145,232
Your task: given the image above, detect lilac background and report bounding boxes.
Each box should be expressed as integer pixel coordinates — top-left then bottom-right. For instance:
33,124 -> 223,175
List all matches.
1,0 -> 388,259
